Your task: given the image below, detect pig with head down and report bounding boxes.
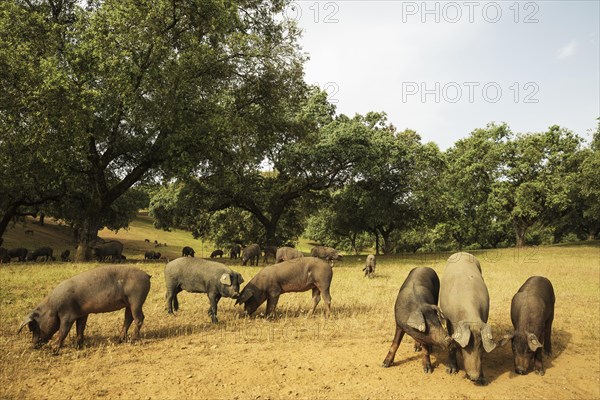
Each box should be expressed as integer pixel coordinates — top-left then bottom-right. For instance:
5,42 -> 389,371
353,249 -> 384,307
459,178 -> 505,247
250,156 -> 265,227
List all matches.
236,257 -> 333,317
500,276 -> 555,376
382,267 -> 452,373
165,257 -> 244,323
439,252 -> 497,385
18,265 -> 151,354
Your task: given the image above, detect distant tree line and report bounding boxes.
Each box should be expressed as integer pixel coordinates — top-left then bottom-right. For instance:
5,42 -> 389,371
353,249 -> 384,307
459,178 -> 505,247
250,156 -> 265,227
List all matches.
1,1 -> 598,258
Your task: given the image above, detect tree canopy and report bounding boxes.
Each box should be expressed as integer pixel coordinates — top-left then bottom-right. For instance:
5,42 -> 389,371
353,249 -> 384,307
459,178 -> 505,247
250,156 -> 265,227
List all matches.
1,1 -> 597,255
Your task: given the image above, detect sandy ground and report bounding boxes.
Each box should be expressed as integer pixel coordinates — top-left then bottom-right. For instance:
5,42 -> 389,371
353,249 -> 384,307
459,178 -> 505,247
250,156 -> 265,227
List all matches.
2,306 -> 598,400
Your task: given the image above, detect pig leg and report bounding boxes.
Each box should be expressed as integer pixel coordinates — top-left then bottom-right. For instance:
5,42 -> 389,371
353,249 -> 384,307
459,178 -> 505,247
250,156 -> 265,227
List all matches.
382,326 -> 405,367
414,342 -> 422,352
420,343 -> 433,373
75,315 -> 88,349
130,306 -> 145,342
308,288 -> 321,316
320,287 -> 332,317
544,316 -> 553,356
208,293 -> 221,323
119,308 -> 134,343
166,285 -> 182,313
446,345 -> 459,374
53,317 -> 75,355
534,348 -> 545,376
265,295 -> 280,318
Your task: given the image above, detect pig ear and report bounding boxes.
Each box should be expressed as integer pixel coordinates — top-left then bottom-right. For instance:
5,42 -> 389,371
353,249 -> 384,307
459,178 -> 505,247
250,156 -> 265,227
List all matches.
407,311 -> 426,332
237,273 -> 244,284
427,305 -> 447,326
220,273 -> 232,286
235,288 -> 253,305
527,333 -> 543,352
481,324 -> 497,353
452,321 -> 471,348
498,333 -> 514,348
17,313 -> 36,334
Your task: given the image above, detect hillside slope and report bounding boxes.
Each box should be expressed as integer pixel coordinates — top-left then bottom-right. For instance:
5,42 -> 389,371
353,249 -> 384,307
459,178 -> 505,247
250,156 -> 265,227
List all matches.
0,213 -> 208,260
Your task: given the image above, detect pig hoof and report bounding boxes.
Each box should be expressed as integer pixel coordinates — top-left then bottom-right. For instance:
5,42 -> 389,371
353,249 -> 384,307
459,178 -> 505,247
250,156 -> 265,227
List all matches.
446,367 -> 457,374
535,369 -> 545,376
382,361 -> 391,368
52,348 -> 60,356
423,366 -> 433,374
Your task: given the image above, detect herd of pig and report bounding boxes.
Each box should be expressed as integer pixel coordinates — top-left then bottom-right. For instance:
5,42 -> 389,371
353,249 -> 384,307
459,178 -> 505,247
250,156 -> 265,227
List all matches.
16,252 -> 554,385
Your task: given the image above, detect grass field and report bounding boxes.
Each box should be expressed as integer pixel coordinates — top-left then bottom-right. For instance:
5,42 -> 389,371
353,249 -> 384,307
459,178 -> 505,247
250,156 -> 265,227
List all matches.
1,244 -> 599,399
0,217 -> 599,399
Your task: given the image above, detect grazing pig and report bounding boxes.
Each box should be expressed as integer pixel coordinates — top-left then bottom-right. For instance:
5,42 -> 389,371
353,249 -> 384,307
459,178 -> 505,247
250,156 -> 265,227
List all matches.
164,258 -> 244,323
28,246 -> 53,262
262,246 -> 277,263
144,250 -> 161,260
92,241 -> 124,262
210,249 -> 224,258
230,245 -> 241,259
310,246 -> 342,265
383,267 -> 452,372
363,254 -> 376,278
236,257 -> 333,317
241,243 -> 260,266
182,246 -> 195,257
500,276 -> 555,376
18,265 -> 151,354
275,246 -> 304,263
8,247 -> 28,262
439,252 -> 496,384
60,250 -> 70,262
0,247 -> 9,263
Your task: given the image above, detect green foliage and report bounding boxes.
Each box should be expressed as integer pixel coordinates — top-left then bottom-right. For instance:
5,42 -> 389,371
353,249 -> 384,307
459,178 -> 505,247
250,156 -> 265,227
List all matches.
150,89 -> 375,246
1,0 -> 306,258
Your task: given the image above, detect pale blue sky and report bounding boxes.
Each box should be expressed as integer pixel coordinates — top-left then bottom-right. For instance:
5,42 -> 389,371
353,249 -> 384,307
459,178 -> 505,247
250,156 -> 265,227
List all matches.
291,1 -> 599,149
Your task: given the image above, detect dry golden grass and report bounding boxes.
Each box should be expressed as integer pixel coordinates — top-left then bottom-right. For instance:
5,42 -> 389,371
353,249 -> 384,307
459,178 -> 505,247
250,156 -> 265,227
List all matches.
1,244 -> 598,399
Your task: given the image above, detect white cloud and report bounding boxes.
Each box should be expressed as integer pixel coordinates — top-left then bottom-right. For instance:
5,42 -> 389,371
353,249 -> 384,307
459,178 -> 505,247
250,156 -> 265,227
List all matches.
556,40 -> 579,59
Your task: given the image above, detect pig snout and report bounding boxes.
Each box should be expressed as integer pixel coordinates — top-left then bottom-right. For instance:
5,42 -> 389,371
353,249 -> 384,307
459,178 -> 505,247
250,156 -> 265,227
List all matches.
469,375 -> 487,386
515,366 -> 528,375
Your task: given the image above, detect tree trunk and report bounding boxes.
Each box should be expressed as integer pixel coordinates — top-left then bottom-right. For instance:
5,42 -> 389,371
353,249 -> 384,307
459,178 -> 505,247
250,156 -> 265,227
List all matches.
0,207 -> 17,239
74,206 -> 102,262
514,223 -> 527,247
374,231 -> 380,255
350,232 -> 358,255
263,220 -> 277,247
380,230 -> 393,255
587,233 -> 596,241
587,229 -> 598,241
